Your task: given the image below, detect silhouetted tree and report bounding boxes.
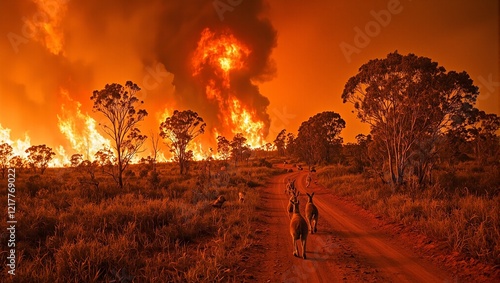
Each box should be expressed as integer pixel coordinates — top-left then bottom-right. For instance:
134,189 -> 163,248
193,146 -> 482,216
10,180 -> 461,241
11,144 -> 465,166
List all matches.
242,145 -> 252,165
159,110 -> 206,175
91,81 -> 148,188
77,160 -> 100,191
94,148 -> 116,172
343,134 -> 371,173
139,156 -> 155,168
295,111 -> 345,168
263,142 -> 273,157
366,135 -> 388,184
9,156 -> 25,173
230,133 -> 247,167
467,111 -> 500,164
285,132 -> 296,156
342,51 -> 478,186
149,130 -> 161,172
274,129 -> 287,156
0,143 -> 13,178
25,144 -> 55,174
70,153 -> 83,167
216,135 -> 231,161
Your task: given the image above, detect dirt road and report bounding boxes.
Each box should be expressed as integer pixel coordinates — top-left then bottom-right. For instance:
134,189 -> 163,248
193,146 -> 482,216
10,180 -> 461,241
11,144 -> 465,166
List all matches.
243,169 -> 459,282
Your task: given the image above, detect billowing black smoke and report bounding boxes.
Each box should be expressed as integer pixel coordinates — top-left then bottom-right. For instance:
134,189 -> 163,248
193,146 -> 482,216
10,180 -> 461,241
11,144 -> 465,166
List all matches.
0,0 -> 276,149
153,0 -> 277,140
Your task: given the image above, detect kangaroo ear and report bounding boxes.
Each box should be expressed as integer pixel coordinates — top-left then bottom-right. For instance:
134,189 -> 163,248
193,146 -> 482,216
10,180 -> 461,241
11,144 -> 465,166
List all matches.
306,193 -> 311,198
311,192 -> 315,197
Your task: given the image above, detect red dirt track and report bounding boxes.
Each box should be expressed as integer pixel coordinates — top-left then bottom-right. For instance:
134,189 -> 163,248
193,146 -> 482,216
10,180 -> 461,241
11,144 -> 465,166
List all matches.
243,168 -> 466,282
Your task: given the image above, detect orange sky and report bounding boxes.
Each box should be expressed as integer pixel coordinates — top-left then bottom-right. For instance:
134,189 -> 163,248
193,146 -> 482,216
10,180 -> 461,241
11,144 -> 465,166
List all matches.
0,0 -> 498,163
262,0 -> 499,142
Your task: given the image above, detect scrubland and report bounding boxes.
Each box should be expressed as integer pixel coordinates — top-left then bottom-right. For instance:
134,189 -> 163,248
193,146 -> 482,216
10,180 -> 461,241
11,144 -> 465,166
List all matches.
317,162 -> 500,266
0,161 -> 281,282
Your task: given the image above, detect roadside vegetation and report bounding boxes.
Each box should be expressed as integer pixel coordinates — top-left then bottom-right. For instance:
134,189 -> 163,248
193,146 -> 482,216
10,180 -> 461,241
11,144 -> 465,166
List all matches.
0,161 -> 281,282
276,52 -> 500,272
316,163 -> 500,266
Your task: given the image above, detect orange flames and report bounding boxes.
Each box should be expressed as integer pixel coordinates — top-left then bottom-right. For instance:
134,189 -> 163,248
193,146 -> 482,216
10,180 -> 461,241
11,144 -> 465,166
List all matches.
25,0 -> 67,55
192,27 -> 266,148
2,90 -> 115,167
57,91 -> 112,161
2,26 -> 270,167
0,124 -> 31,159
0,123 -> 68,167
192,28 -> 250,82
229,99 -> 265,148
1,91 -> 111,167
158,108 -> 210,161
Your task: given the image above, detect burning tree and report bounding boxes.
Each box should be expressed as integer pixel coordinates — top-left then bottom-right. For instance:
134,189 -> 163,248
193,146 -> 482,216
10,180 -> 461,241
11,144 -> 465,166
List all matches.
90,81 -> 148,189
0,143 -> 13,178
160,110 -> 206,175
25,144 -> 55,174
342,52 -> 478,186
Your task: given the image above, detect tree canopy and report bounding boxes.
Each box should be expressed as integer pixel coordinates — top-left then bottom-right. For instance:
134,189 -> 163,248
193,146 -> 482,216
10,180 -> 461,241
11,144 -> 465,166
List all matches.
342,51 -> 479,185
216,135 -> 231,161
25,144 -> 55,174
274,129 -> 287,157
159,110 -> 206,174
230,133 -> 248,167
91,81 -> 148,188
0,143 -> 13,177
295,111 -> 345,167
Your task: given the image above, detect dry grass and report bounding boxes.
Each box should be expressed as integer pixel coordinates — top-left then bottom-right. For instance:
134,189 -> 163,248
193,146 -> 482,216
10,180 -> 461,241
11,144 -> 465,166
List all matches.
316,164 -> 500,265
0,161 -> 279,282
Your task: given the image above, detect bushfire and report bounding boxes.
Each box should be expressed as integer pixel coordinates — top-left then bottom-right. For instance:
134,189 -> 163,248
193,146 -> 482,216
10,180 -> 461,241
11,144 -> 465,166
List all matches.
0,27 -> 270,167
192,27 -> 267,148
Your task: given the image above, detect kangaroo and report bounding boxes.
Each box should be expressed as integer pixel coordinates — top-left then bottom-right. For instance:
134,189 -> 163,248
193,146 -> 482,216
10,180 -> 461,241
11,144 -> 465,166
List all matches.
287,191 -> 298,218
285,179 -> 296,196
305,192 -> 318,234
211,195 -> 226,208
238,192 -> 245,204
289,193 -> 308,259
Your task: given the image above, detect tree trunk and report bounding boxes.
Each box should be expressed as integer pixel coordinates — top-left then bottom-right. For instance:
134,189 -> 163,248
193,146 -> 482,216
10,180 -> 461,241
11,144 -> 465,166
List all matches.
117,143 -> 123,189
180,159 -> 184,175
118,160 -> 124,189
387,149 -> 396,184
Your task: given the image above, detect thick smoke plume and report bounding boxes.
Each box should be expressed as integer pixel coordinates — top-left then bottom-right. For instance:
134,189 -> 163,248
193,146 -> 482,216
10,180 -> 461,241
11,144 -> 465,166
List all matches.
0,0 -> 276,155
